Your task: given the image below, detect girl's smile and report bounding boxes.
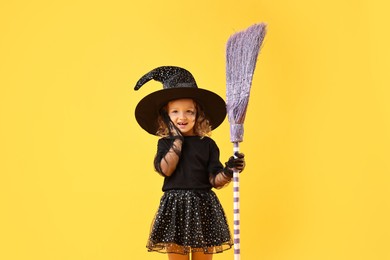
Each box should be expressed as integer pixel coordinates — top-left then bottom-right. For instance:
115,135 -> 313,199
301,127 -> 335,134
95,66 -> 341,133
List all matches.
167,99 -> 196,136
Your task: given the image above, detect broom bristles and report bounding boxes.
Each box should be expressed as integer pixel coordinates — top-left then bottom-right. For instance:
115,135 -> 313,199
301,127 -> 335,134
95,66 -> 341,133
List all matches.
226,23 -> 267,142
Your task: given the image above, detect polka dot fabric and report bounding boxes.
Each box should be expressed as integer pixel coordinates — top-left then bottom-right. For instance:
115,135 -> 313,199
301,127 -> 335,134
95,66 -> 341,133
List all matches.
146,190 -> 233,255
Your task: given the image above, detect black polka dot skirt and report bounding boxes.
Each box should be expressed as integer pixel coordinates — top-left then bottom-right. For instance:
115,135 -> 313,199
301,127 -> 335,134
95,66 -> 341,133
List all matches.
146,189 -> 233,255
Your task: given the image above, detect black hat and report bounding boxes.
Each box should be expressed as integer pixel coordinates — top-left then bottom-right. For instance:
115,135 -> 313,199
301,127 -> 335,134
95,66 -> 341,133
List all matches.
134,66 -> 226,135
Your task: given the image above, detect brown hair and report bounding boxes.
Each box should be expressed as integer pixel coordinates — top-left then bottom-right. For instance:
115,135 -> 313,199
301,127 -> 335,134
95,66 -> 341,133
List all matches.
156,99 -> 212,137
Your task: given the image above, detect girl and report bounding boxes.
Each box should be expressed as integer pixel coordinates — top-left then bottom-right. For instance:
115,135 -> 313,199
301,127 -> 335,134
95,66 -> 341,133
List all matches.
134,66 -> 245,260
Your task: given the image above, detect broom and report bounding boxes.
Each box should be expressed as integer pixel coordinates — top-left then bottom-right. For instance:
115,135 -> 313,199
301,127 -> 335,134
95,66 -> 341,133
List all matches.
226,23 -> 267,260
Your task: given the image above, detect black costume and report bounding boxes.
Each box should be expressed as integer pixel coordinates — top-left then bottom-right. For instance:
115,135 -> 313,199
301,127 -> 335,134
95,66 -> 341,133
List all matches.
134,66 -> 234,255
146,136 -> 233,254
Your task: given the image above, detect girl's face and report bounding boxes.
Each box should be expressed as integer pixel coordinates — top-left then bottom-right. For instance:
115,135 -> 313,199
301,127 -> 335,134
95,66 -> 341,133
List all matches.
167,98 -> 196,136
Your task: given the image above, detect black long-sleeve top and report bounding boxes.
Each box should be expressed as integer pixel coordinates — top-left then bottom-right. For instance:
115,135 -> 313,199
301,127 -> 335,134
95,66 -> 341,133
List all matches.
155,136 -> 224,191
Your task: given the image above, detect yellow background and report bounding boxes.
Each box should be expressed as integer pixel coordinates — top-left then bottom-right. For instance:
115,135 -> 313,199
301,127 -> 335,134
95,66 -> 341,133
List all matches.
1,0 -> 389,259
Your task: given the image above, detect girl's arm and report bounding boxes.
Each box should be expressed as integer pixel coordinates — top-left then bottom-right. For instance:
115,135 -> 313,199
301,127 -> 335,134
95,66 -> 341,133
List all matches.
210,152 -> 245,189
154,114 -> 183,177
210,171 -> 233,189
157,138 -> 182,177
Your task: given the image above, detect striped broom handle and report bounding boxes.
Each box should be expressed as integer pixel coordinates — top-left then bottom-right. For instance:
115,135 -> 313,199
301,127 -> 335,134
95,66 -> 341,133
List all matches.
233,142 -> 241,260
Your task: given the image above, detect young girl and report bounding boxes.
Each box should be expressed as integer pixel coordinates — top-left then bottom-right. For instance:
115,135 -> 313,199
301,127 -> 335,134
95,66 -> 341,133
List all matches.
134,66 -> 245,260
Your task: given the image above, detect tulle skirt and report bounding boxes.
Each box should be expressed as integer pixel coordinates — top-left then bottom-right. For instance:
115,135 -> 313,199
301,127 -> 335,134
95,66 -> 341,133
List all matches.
146,189 -> 233,255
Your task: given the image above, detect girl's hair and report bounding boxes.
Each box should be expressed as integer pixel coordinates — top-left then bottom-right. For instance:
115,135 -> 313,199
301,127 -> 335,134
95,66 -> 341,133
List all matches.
156,99 -> 212,137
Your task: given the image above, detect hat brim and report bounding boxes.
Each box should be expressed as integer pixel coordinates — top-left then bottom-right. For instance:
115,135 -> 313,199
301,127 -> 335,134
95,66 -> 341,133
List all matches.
135,88 -> 226,135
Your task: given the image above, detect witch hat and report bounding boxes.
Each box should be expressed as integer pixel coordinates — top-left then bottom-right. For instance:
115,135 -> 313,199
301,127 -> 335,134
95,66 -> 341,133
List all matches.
134,66 -> 226,135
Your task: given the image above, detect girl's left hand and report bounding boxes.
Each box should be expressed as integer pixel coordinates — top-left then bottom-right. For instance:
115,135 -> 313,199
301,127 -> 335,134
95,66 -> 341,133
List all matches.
226,152 -> 246,172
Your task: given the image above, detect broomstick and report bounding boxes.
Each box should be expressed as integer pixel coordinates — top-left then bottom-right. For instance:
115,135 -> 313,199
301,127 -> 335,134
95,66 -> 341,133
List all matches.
226,23 -> 267,260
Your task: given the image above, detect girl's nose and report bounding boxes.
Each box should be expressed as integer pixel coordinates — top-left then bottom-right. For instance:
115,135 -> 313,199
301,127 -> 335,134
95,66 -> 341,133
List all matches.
178,112 -> 187,119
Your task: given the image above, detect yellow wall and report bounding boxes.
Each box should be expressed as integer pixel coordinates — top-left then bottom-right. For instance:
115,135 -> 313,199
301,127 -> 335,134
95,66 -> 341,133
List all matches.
1,0 -> 389,259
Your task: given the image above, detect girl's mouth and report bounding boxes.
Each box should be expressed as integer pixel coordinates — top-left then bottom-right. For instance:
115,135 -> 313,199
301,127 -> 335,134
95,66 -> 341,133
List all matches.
177,122 -> 188,128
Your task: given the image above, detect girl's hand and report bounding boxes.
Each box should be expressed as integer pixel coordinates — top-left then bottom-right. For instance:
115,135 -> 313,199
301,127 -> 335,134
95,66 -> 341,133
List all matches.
224,152 -> 245,177
169,122 -> 183,139
161,109 -> 183,140
213,152 -> 246,188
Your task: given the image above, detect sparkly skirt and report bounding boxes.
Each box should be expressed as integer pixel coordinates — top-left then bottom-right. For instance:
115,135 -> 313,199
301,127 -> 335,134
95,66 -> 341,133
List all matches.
146,189 -> 233,255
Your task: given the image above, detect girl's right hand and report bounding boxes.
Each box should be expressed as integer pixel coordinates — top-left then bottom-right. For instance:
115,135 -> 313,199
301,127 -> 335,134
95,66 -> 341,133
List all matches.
169,122 -> 182,137
161,109 -> 183,140
168,122 -> 183,141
